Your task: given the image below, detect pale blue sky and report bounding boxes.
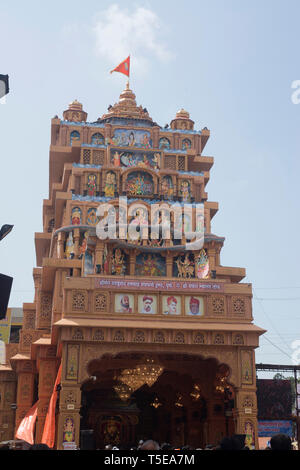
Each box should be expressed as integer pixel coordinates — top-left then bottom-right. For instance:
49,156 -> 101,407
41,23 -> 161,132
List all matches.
0,0 -> 300,367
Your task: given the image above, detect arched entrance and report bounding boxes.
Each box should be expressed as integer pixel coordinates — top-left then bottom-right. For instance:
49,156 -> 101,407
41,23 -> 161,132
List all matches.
80,353 -> 235,449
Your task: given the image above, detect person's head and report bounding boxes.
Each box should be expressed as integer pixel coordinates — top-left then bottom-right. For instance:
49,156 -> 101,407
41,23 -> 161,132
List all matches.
161,442 -> 172,451
143,296 -> 153,313
29,443 -> 51,450
219,437 -> 242,451
270,434 -> 292,451
0,442 -> 10,450
167,296 -> 177,313
205,444 -> 214,450
181,445 -> 193,450
189,297 -> 200,314
139,440 -> 160,450
121,295 -> 130,309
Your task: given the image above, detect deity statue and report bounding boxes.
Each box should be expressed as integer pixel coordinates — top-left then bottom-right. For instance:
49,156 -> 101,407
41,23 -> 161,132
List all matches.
87,174 -> 97,196
131,209 -> 148,226
175,254 -> 194,278
245,422 -> 254,449
63,418 -> 75,443
143,254 -> 159,276
137,154 -> 151,169
103,419 -> 121,445
195,249 -> 209,279
65,231 -> 75,259
84,249 -> 94,275
128,131 -> 135,147
104,172 -> 116,197
87,208 -> 98,226
126,172 -> 153,196
111,248 -> 126,275
161,176 -> 173,199
180,180 -> 191,203
112,151 -> 121,167
159,137 -> 170,150
79,232 -> 88,259
152,152 -> 160,169
141,133 -> 151,148
71,207 -> 81,225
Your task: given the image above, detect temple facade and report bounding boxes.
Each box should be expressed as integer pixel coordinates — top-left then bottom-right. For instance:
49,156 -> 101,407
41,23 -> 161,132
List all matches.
0,84 -> 265,449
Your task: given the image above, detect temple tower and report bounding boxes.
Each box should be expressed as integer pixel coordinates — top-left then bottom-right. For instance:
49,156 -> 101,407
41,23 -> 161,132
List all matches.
0,84 -> 265,449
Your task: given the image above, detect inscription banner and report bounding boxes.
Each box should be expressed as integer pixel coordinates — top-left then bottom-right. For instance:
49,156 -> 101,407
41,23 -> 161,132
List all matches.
94,277 -> 224,292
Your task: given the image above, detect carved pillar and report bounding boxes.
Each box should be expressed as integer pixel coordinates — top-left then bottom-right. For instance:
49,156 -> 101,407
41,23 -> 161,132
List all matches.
33,271 -> 42,304
73,228 -> 80,258
205,398 -> 217,444
60,126 -> 67,146
57,232 -> 66,259
174,133 -> 180,150
69,174 -> 76,193
233,387 -> 258,449
195,134 -> 201,155
232,348 -> 258,449
166,254 -> 173,278
204,207 -> 211,233
15,362 -> 36,432
129,251 -> 137,276
215,245 -> 221,267
207,247 -> 216,272
82,127 -> 88,144
56,344 -> 82,450
52,270 -> 65,325
95,240 -> 104,273
57,385 -> 82,450
73,228 -> 81,277
35,358 -> 58,443
0,370 -> 17,442
152,126 -> 160,149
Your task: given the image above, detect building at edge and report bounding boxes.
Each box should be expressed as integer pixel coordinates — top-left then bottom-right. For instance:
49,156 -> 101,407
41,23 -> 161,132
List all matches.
0,84 -> 265,449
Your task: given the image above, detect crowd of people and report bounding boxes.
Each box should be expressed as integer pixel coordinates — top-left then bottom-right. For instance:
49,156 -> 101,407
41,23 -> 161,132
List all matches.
103,433 -> 296,451
0,433 -> 296,451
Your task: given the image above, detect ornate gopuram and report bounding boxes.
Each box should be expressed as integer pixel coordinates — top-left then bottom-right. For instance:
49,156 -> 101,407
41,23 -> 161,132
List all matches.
0,83 -> 265,449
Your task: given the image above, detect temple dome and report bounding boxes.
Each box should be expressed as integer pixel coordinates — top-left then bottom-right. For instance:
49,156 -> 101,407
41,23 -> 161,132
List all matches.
170,107 -> 194,131
68,99 -> 83,111
63,99 -> 87,122
101,82 -> 153,122
176,108 -> 190,119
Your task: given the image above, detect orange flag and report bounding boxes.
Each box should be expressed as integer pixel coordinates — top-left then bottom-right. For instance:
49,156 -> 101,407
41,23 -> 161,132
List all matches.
41,363 -> 62,448
15,400 -> 39,445
110,56 -> 130,77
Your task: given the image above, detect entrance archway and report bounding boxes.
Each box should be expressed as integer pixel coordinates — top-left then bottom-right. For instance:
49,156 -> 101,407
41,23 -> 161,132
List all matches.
80,352 -> 235,449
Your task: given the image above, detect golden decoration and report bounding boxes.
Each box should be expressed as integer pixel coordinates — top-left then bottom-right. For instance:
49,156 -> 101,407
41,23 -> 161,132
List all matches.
118,357 -> 164,392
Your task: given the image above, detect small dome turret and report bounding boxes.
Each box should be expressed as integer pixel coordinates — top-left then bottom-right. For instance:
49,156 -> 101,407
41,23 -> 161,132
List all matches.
63,99 -> 87,122
170,108 -> 194,131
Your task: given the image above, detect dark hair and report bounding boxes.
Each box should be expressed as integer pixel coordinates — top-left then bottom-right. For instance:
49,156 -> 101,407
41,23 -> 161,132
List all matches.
270,434 -> 292,451
0,444 -> 10,450
29,443 -> 51,450
161,443 -> 173,451
219,436 -> 243,451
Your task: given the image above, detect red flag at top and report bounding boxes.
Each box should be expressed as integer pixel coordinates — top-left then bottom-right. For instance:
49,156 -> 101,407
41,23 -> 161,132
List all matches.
110,56 -> 130,77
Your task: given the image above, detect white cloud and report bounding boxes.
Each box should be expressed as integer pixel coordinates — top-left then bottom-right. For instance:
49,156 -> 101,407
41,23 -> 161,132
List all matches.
92,4 -> 174,75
